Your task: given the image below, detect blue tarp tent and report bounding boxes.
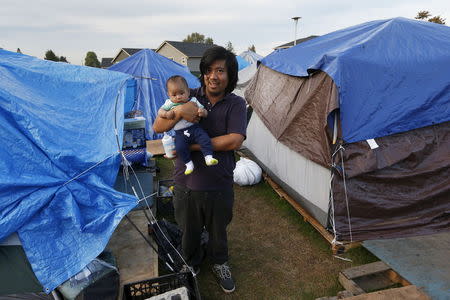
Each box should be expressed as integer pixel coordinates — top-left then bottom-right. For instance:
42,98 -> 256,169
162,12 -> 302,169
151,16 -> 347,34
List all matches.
108,49 -> 201,140
239,50 -> 263,65
261,17 -> 450,143
0,50 -> 137,292
236,55 -> 250,71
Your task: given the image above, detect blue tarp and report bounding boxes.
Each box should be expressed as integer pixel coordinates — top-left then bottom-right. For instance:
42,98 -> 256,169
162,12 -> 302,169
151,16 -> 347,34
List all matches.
236,55 -> 250,71
108,49 -> 201,140
261,17 -> 450,143
0,50 -> 137,292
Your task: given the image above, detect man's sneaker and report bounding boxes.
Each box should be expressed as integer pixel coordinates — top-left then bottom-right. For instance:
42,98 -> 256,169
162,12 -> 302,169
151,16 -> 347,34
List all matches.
180,264 -> 200,276
212,262 -> 235,293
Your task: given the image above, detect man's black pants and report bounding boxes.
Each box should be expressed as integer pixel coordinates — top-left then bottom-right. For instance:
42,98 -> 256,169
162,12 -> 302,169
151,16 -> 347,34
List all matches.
173,184 -> 234,267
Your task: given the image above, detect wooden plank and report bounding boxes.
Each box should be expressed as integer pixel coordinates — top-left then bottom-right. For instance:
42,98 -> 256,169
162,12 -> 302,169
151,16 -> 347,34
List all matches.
343,285 -> 431,300
147,139 -> 165,156
239,148 -> 361,253
386,269 -> 411,286
263,174 -> 334,243
263,173 -> 360,253
340,261 -> 410,294
339,272 -> 366,295
342,261 -> 391,279
337,290 -> 355,298
354,273 -> 396,293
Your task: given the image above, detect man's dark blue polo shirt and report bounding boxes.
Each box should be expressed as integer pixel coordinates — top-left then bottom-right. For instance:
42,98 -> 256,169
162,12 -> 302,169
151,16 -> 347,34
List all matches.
173,87 -> 247,191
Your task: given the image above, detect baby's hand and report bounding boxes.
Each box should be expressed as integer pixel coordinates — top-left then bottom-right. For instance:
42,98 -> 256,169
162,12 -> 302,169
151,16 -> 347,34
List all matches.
198,108 -> 208,118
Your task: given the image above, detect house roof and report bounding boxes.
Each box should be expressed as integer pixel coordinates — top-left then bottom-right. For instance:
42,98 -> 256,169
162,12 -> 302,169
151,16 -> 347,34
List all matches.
101,57 -> 113,68
274,35 -> 319,49
111,48 -> 144,64
122,48 -> 143,56
157,41 -> 216,57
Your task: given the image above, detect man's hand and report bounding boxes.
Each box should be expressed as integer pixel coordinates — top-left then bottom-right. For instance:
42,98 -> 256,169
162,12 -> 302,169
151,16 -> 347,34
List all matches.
154,102 -> 201,133
165,110 -> 175,120
174,101 -> 201,123
157,108 -> 175,120
198,108 -> 208,118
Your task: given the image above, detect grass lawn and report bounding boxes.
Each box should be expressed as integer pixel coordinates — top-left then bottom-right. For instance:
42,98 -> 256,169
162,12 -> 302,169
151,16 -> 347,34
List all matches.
155,156 -> 378,299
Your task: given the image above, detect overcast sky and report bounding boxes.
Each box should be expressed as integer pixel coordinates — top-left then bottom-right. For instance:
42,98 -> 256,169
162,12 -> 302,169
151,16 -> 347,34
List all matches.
2,0 -> 449,65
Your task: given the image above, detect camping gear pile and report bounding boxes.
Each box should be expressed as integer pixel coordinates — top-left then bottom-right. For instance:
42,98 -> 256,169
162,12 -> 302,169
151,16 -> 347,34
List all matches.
244,17 -> 450,242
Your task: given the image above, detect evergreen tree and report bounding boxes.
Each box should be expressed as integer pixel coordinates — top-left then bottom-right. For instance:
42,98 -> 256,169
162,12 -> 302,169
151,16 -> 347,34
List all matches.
225,41 -> 235,54
415,10 -> 446,24
248,45 -> 256,52
59,56 -> 69,63
44,50 -> 59,62
183,32 -> 214,44
205,37 -> 214,45
428,16 -> 446,24
84,51 -> 101,67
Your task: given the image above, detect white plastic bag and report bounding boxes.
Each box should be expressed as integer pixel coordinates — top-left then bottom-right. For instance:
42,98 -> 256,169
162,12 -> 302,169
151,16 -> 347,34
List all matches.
233,158 -> 262,186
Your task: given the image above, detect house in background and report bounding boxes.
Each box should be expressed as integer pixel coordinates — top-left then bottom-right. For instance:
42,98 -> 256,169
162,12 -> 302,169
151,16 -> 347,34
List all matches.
101,57 -> 113,69
155,41 -> 215,75
274,35 -> 319,50
111,48 -> 143,64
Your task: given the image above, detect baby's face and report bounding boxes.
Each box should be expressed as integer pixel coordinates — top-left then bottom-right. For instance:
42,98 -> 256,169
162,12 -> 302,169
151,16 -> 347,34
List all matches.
167,81 -> 189,104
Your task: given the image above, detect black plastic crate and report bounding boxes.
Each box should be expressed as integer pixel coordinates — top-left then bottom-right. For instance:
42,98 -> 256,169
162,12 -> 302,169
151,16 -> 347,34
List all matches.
156,179 -> 175,218
123,271 -> 200,300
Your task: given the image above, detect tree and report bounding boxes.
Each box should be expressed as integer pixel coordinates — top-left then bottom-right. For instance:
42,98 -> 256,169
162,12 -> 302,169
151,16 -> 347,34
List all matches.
16,48 -> 22,53
248,45 -> 256,52
59,56 -> 69,63
415,10 -> 431,20
84,51 -> 100,67
44,50 -> 59,62
183,32 -> 214,44
205,37 -> 214,45
225,41 -> 235,54
428,16 -> 446,24
415,10 -> 446,24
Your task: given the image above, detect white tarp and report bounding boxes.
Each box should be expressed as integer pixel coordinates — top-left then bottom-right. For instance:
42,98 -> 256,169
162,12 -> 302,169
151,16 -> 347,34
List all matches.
239,50 -> 263,64
243,113 -> 331,226
234,63 -> 258,98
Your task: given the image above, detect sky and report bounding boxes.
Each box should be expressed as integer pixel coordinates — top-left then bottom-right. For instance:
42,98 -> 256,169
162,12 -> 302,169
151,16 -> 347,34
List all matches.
2,0 -> 449,65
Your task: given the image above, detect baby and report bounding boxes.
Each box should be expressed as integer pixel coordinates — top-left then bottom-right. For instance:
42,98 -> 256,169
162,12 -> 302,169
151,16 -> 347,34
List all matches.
158,75 -> 218,175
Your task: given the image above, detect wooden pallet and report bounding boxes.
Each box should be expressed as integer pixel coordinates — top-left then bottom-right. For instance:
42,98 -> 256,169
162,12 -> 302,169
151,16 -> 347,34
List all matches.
316,261 -> 430,300
338,261 -> 411,295
262,173 -> 359,254
317,286 -> 431,300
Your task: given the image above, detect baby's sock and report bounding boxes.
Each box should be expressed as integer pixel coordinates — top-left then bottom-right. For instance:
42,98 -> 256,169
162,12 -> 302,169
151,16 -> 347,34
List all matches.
205,155 -> 218,166
185,161 -> 194,175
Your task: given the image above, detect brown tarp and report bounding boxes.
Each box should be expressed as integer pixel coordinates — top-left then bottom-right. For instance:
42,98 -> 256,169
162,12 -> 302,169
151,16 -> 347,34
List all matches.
332,121 -> 450,241
245,64 -> 450,241
245,65 -> 338,167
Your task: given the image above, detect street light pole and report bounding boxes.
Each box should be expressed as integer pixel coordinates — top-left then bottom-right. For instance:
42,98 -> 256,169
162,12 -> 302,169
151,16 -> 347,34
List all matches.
292,16 -> 301,46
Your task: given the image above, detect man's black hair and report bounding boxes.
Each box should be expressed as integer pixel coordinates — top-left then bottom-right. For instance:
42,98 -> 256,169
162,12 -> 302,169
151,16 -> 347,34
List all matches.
199,46 -> 238,94
166,75 -> 188,90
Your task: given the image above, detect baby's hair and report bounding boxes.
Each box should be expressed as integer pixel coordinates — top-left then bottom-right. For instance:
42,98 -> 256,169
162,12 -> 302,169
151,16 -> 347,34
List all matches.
166,75 -> 188,90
